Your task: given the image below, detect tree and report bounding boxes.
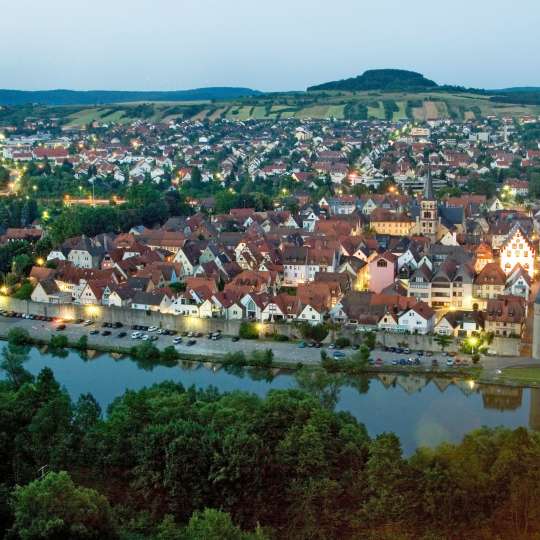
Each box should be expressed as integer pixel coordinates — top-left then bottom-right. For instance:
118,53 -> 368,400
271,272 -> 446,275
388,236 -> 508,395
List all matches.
351,345 -> 371,368
75,335 -> 88,350
183,508 -> 262,540
13,281 -> 34,300
434,334 -> 452,352
7,327 -> 30,346
0,342 -> 32,388
299,323 -> 329,343
363,331 -> 376,350
10,471 -> 117,540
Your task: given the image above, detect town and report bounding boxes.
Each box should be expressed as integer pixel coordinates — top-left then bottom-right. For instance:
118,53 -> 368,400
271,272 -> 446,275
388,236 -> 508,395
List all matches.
0,110 -> 539,358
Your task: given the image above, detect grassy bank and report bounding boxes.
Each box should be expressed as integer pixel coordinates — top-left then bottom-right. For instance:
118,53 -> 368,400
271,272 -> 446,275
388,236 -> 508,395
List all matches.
0,331 -> 492,385
498,367 -> 540,387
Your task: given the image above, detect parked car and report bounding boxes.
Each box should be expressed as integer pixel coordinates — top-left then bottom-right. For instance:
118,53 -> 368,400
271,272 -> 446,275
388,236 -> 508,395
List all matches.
375,358 -> 383,366
332,351 -> 346,359
113,322 -> 123,328
55,324 -> 66,331
83,320 -> 93,326
446,359 -> 455,367
131,331 -> 142,339
101,330 -> 111,336
149,335 -> 158,342
89,329 -> 99,335
431,359 -> 439,367
117,332 -> 127,338
148,326 -> 158,333
298,341 -> 306,348
186,339 -> 196,346
173,337 -> 183,345
232,336 -> 240,342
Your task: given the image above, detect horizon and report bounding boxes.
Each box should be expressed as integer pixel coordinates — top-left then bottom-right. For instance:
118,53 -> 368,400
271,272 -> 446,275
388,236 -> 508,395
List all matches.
2,0 -> 539,92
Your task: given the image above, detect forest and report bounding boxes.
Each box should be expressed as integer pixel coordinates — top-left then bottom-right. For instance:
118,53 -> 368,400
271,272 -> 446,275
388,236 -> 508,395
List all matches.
0,329 -> 540,539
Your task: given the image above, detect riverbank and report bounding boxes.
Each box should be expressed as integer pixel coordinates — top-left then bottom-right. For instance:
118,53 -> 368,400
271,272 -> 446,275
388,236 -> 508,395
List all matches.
3,320 -> 535,389
1,311 -> 539,386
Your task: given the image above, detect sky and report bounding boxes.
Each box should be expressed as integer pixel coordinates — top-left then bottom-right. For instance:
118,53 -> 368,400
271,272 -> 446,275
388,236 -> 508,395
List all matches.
2,0 -> 540,92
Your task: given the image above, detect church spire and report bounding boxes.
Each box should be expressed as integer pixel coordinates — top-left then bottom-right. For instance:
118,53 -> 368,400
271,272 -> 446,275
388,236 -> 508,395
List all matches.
423,162 -> 434,201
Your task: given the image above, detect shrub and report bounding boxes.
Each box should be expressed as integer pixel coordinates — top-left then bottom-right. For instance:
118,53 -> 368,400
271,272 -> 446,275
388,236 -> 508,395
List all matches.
130,342 -> 160,361
363,331 -> 376,350
335,337 -> 351,348
160,346 -> 180,362
75,335 -> 88,350
12,281 -> 34,300
7,327 -> 30,346
299,322 -> 328,343
222,351 -> 247,367
272,334 -> 289,342
239,322 -> 259,340
250,349 -> 273,368
49,335 -> 68,349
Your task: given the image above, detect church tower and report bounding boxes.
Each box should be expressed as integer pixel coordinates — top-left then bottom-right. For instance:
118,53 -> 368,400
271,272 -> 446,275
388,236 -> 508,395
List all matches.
419,166 -> 438,242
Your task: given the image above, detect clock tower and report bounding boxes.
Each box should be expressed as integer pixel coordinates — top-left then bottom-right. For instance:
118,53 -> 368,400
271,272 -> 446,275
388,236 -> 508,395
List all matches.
419,167 -> 438,242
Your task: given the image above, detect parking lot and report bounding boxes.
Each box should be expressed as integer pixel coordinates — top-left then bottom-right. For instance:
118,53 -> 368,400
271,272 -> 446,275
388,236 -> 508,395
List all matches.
0,309 -> 490,370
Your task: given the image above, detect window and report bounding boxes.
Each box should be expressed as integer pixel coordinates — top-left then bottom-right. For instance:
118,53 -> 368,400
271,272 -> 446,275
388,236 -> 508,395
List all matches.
377,259 -> 388,268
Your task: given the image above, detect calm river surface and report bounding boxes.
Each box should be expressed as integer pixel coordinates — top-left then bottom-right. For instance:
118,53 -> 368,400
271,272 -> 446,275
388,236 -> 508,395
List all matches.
16,347 -> 540,456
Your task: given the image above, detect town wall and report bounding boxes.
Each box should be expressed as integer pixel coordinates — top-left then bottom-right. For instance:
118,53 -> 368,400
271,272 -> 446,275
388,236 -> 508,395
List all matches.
0,298 -> 522,356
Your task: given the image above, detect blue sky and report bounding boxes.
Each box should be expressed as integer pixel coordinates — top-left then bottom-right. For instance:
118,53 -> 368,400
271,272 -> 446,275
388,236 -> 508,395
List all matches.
2,0 -> 539,91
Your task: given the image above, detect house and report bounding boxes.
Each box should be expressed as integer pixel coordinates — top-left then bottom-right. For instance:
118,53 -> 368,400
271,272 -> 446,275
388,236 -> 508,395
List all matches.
282,246 -> 338,287
473,262 -> 507,304
500,225 -> 535,278
397,301 -> 436,335
369,209 -> 414,236
31,279 -> 72,304
131,290 -> 174,312
484,296 -> 525,337
504,265 -> 531,299
368,252 -> 397,294
435,310 -> 484,337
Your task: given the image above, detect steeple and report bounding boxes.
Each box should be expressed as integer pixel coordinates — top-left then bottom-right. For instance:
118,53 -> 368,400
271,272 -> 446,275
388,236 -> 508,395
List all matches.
423,163 -> 434,201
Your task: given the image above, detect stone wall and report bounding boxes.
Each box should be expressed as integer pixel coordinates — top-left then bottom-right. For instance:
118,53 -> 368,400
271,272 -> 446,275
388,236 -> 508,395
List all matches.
0,297 -> 522,356
0,297 -> 302,338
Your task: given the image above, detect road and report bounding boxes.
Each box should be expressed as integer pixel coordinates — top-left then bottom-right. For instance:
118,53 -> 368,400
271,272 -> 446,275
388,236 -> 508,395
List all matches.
0,315 -> 538,373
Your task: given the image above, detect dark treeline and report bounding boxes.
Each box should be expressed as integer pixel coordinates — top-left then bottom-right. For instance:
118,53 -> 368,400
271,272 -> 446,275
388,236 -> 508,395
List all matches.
1,333 -> 540,539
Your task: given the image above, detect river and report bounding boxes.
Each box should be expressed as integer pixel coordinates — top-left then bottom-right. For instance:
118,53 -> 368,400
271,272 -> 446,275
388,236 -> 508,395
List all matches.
13,346 -> 539,456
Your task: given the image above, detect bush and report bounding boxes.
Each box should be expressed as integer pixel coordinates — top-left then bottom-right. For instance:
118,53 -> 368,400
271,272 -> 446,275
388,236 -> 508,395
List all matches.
298,322 -> 328,343
272,334 -> 289,342
239,322 -> 259,340
335,337 -> 351,348
130,342 -> 160,361
250,349 -> 273,368
7,327 -> 30,346
49,335 -> 68,349
222,351 -> 247,367
160,346 -> 180,362
75,335 -> 88,350
363,331 -> 376,350
12,281 -> 34,300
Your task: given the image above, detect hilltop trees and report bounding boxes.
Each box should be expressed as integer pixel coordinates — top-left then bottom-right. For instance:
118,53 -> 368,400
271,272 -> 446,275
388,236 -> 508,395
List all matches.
11,471 -> 117,540
0,365 -> 540,538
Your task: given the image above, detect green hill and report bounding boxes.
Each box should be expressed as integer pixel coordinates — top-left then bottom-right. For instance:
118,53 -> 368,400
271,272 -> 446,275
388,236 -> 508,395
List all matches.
308,69 -> 438,92
0,87 -> 262,106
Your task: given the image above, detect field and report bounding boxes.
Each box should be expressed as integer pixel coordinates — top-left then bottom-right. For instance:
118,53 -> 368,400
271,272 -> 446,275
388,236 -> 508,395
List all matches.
500,367 -> 540,385
55,90 -> 540,127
